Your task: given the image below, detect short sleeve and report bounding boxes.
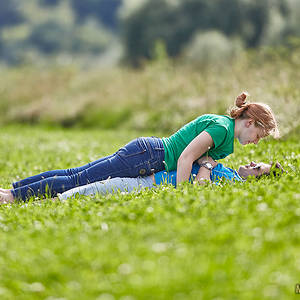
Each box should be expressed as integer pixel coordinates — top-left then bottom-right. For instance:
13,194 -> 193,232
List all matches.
204,124 -> 227,149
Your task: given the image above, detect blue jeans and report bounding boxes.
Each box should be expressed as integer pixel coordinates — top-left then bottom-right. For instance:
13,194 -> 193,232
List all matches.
11,137 -> 165,201
58,176 -> 155,201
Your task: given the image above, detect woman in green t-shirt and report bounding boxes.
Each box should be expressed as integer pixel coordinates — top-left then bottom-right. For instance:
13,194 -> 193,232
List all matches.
0,93 -> 279,203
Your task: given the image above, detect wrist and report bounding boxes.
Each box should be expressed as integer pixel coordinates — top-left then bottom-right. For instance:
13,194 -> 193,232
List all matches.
198,156 -> 217,167
199,161 -> 214,171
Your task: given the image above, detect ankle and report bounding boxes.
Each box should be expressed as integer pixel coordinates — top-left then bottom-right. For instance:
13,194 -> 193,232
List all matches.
0,191 -> 15,204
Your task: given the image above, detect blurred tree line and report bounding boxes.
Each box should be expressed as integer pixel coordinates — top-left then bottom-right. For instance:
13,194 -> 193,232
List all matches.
0,0 -> 121,65
0,0 -> 299,66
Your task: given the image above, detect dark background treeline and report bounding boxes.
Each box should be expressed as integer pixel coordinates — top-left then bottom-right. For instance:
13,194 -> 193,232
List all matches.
1,0 -> 300,67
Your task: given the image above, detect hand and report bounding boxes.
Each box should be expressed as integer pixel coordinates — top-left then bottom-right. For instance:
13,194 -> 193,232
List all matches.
197,156 -> 218,168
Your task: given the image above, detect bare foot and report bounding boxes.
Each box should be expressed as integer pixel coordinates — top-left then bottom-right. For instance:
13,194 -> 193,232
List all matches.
0,188 -> 10,193
0,191 -> 15,204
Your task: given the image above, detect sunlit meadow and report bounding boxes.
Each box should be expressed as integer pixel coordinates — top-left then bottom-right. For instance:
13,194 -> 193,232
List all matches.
0,124 -> 299,300
0,51 -> 300,299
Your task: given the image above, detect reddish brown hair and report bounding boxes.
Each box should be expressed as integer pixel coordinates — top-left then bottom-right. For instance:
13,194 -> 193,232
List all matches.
229,92 -> 279,138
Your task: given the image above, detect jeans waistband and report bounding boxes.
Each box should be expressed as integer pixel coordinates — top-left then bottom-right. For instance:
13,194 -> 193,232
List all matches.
138,137 -> 165,165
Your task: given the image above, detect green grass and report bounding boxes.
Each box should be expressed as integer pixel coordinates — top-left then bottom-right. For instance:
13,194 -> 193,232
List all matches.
0,50 -> 300,134
0,125 -> 299,300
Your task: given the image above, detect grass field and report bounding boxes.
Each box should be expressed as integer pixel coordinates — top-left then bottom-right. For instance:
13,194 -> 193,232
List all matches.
1,49 -> 300,134
0,125 -> 299,300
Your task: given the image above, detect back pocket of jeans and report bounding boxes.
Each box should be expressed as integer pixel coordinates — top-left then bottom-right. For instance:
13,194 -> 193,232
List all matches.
117,138 -> 147,158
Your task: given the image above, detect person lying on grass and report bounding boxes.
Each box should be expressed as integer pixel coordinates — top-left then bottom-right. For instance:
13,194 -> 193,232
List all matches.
0,157 -> 284,204
0,92 -> 279,203
56,158 -> 285,201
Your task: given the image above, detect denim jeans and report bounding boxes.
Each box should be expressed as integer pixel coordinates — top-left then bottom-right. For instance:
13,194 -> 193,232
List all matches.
58,176 -> 155,201
11,137 -> 165,201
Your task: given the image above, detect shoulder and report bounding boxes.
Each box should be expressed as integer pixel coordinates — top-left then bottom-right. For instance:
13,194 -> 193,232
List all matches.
206,115 -> 235,141
197,114 -> 233,128
213,163 -> 232,172
212,115 -> 234,128
212,164 -> 244,182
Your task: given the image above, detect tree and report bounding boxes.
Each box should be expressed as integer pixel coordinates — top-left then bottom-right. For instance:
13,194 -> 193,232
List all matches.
121,0 -> 179,66
121,0 -> 290,65
0,0 -> 24,27
39,0 -> 62,6
70,0 -> 122,30
0,0 -> 24,55
29,21 -> 71,54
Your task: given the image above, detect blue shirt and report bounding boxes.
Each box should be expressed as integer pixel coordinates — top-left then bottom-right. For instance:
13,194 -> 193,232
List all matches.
154,163 -> 243,187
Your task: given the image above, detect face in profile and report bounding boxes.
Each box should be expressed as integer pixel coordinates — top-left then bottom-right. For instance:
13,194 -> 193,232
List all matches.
238,120 -> 264,145
238,161 -> 272,178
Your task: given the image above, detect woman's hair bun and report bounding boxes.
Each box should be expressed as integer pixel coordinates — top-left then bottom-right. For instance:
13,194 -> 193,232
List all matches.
235,91 -> 249,107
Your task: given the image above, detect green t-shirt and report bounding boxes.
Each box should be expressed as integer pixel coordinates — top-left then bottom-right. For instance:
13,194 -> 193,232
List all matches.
162,114 -> 235,171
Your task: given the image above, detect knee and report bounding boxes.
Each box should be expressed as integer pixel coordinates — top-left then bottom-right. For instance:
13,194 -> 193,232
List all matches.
41,170 -> 57,178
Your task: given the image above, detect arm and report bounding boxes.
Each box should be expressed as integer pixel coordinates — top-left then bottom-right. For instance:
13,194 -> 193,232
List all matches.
196,167 -> 211,184
197,156 -> 218,166
196,156 -> 219,184
176,131 -> 214,184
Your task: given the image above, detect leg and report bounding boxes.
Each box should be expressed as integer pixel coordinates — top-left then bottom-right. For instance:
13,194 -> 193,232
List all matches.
65,137 -> 165,185
0,190 -> 14,204
10,149 -> 150,201
58,175 -> 155,200
10,137 -> 165,202
12,154 -> 115,188
13,137 -> 165,189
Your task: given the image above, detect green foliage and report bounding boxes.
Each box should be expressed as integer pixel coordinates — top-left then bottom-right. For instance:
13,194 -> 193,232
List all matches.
28,19 -> 110,55
121,0 -> 179,66
67,107 -> 132,129
0,0 -> 24,27
39,0 -> 62,6
1,0 -> 300,66
29,20 -> 70,54
0,0 -> 115,66
70,0 -> 122,30
183,30 -> 244,67
0,125 -> 299,299
121,0 -> 291,65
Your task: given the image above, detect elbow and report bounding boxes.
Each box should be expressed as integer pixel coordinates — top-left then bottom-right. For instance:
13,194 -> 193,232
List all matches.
178,153 -> 193,166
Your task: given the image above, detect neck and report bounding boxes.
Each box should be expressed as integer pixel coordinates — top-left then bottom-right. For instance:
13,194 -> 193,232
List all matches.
237,170 -> 245,179
234,118 -> 242,138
